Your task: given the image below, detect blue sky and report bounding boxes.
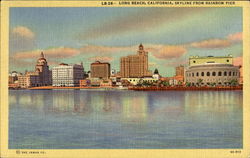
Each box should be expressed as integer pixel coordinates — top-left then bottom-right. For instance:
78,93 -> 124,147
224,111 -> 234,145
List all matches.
9,7 -> 243,76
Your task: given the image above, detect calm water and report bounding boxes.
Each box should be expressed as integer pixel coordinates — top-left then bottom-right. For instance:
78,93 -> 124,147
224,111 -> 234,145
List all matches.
9,90 -> 242,149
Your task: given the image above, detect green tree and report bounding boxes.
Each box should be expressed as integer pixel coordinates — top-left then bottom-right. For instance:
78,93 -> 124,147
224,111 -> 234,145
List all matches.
197,78 -> 203,87
229,79 -> 238,86
186,82 -> 191,87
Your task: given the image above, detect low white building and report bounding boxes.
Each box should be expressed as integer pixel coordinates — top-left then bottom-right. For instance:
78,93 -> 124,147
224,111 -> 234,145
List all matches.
52,63 -> 84,87
121,77 -> 158,85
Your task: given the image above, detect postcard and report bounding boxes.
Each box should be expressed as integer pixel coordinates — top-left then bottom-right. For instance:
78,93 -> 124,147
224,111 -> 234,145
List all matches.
1,0 -> 250,158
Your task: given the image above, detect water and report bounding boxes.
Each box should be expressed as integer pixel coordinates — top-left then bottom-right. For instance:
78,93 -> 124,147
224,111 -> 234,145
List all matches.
9,90 -> 242,149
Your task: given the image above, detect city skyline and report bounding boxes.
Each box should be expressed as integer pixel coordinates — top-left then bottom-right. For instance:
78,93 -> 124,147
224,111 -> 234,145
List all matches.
10,7 -> 243,76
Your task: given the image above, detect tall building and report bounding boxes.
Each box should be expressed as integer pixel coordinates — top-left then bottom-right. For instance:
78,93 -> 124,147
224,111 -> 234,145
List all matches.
90,61 -> 110,79
52,63 -> 84,87
120,44 -> 151,78
175,65 -> 184,76
189,55 -> 233,66
35,52 -> 52,86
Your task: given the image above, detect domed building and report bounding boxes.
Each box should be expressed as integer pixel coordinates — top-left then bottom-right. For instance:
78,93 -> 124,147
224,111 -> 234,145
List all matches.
35,52 -> 52,86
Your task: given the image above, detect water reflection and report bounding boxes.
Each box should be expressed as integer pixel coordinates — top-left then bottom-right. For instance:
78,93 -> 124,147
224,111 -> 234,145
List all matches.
9,90 -> 242,121
9,90 -> 243,149
184,91 -> 242,114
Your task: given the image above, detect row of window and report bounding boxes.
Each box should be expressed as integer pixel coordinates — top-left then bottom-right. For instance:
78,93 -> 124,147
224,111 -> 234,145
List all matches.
187,71 -> 238,77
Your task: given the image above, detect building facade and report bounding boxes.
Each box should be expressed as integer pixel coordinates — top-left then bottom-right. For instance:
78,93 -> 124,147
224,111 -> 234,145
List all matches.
18,74 -> 40,88
90,61 -> 110,79
185,63 -> 240,86
175,65 -> 184,76
120,44 -> 151,78
52,63 -> 84,87
189,55 -> 233,66
35,52 -> 52,86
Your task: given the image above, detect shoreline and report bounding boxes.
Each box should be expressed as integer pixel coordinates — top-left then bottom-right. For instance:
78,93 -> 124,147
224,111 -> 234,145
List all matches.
8,86 -> 243,91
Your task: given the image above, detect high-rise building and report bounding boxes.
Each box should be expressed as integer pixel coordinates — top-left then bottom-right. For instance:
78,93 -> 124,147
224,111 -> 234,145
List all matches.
175,65 -> 184,76
120,44 -> 151,78
35,52 -> 52,86
52,63 -> 84,87
90,61 -> 110,79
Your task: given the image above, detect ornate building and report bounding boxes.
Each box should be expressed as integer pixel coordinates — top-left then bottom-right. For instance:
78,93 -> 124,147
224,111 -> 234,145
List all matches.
35,52 -> 52,86
120,44 -> 151,78
185,62 -> 240,86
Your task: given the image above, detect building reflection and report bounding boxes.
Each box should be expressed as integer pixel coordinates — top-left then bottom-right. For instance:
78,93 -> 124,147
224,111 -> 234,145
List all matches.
10,90 -> 241,123
184,91 -> 243,115
121,92 -> 148,122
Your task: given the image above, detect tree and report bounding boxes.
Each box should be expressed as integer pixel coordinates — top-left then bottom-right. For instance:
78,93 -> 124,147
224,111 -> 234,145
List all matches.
186,82 -> 191,87
229,79 -> 238,86
197,78 -> 203,87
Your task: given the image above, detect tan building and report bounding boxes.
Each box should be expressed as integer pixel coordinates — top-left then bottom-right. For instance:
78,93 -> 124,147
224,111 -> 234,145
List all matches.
189,55 -> 233,66
18,74 -> 40,88
120,44 -> 151,78
35,52 -> 52,86
175,65 -> 184,76
90,61 -> 110,79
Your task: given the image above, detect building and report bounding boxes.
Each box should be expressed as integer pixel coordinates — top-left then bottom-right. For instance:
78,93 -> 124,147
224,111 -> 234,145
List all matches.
17,73 -> 40,88
90,61 -> 110,79
80,79 -> 91,87
152,69 -> 161,80
52,63 -> 84,87
120,44 -> 152,78
35,52 -> 52,86
185,63 -> 240,86
189,54 -> 233,66
175,65 -> 184,76
121,77 -> 158,86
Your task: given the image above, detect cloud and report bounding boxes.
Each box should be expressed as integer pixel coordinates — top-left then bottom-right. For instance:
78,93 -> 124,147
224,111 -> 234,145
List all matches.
149,62 -> 157,67
12,26 -> 35,39
89,56 -> 113,62
10,26 -> 36,53
227,32 -> 242,43
77,8 -> 209,40
165,58 -> 188,67
79,44 -> 136,55
190,39 -> 231,49
150,45 -> 187,59
14,47 -> 80,59
233,56 -> 242,66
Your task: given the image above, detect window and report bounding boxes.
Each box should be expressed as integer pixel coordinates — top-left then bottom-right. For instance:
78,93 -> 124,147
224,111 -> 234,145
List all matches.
207,72 -> 210,76
192,73 -> 194,77
196,72 -> 199,77
212,72 -> 216,76
229,71 -> 231,76
233,72 -> 235,76
227,60 -> 229,62
201,72 -> 204,76
224,71 -> 227,76
218,71 -> 222,76
193,61 -> 196,63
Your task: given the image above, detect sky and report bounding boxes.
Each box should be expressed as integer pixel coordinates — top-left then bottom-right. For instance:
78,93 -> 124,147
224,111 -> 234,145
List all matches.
9,7 -> 243,76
